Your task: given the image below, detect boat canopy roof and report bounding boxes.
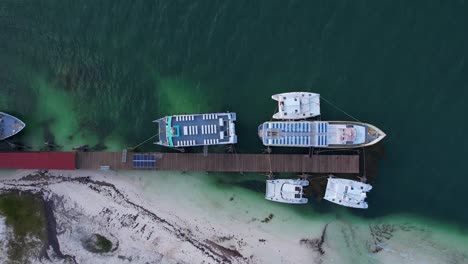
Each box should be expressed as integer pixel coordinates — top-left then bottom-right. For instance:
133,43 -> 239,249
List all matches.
154,112 -> 237,148
259,121 -> 367,147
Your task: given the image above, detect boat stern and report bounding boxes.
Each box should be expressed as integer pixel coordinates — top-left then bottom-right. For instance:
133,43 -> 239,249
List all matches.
153,117 -> 169,146
257,123 -> 265,140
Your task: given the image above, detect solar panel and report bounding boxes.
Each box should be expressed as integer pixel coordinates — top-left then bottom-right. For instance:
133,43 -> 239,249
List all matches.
132,154 -> 156,168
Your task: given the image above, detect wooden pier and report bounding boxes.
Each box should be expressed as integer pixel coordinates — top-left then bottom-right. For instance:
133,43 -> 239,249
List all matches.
76,152 -> 360,174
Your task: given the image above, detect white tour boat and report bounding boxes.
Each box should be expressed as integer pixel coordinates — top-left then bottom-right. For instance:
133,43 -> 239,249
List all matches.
258,120 -> 386,148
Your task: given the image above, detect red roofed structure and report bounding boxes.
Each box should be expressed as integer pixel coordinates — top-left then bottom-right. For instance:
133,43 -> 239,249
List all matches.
0,152 -> 76,170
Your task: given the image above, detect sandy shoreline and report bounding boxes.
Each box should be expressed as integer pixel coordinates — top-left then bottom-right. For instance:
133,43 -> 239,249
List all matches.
1,169 -> 467,264
0,170 -> 326,264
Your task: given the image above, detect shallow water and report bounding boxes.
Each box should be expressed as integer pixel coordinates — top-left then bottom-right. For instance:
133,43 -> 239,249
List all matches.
1,1 -> 468,262
119,170 -> 468,263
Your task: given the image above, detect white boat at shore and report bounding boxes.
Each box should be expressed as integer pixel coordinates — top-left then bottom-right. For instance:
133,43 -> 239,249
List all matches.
272,92 -> 320,120
323,177 -> 372,209
265,179 -> 309,204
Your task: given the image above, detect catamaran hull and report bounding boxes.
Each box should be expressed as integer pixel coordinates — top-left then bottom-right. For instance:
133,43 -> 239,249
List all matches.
324,177 -> 372,209
265,179 -> 309,204
272,92 -> 320,120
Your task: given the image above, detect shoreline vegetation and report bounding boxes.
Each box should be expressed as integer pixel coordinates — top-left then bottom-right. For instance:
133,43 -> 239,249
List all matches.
82,233 -> 114,254
0,170 -> 252,263
0,192 -> 47,262
0,189 -> 76,263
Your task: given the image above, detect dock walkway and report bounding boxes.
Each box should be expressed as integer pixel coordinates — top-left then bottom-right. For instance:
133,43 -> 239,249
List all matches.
76,152 -> 359,173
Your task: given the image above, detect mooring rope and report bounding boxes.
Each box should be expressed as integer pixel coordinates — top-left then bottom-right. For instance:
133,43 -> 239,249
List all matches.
128,132 -> 159,150
267,151 -> 273,175
307,174 -> 332,181
321,96 -> 361,122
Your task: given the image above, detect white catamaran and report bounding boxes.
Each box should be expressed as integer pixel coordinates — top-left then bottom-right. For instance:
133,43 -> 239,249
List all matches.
272,92 -> 320,120
265,179 -> 309,204
323,177 -> 372,209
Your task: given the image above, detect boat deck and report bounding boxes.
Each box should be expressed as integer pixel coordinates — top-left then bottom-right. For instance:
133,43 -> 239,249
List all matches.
157,112 -> 237,147
76,152 -> 359,173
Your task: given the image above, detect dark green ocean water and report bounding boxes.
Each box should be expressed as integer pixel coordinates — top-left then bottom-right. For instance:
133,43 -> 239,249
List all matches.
1,0 -> 468,230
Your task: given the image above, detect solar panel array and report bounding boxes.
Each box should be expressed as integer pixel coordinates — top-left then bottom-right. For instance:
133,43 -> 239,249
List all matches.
316,122 -> 328,146
268,122 -> 311,132
265,122 -> 313,146
132,154 -> 156,169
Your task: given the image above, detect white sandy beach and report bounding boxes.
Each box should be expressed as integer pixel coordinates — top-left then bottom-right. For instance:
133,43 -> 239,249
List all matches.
0,169 -> 467,264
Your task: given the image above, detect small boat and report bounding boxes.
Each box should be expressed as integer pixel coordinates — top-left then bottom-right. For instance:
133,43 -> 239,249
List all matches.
0,112 -> 26,140
265,179 -> 309,204
323,177 -> 372,209
258,120 -> 386,148
154,112 -> 237,148
272,92 -> 320,120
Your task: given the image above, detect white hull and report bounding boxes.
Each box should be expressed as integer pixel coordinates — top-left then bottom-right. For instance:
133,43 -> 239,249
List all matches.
258,120 -> 386,148
265,179 -> 309,204
272,92 -> 320,120
323,177 -> 372,209
0,112 -> 26,140
155,112 -> 237,148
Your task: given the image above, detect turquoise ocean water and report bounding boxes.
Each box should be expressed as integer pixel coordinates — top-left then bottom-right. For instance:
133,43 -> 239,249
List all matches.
1,0 -> 468,243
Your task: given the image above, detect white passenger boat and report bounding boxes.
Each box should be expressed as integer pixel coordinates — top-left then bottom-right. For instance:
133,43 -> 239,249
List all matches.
323,177 -> 372,209
272,92 -> 320,120
154,112 -> 237,148
258,120 -> 385,148
265,179 -> 309,204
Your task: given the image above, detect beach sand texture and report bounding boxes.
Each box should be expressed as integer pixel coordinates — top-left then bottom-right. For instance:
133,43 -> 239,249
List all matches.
1,169 -> 467,263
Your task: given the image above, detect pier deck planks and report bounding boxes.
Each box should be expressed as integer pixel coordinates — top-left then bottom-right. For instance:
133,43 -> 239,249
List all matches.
76,152 -> 359,173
